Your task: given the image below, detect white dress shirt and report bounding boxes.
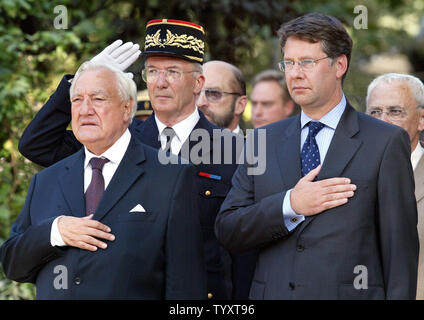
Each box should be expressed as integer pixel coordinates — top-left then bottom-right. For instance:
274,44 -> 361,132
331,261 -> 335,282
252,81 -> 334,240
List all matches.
233,125 -> 241,135
412,142 -> 424,171
283,94 -> 347,231
50,129 -> 132,246
155,107 -> 200,155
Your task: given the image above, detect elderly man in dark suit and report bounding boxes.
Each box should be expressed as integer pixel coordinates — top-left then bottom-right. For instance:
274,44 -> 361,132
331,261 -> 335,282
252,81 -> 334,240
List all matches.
0,61 -> 206,299
366,73 -> 424,299
215,13 -> 419,299
17,19 -> 255,300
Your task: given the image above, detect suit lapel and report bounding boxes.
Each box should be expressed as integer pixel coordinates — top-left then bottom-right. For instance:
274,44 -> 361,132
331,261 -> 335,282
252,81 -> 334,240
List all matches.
298,103 -> 362,234
276,115 -> 302,190
316,104 -> 361,180
93,137 -> 146,222
58,149 -> 86,217
414,152 -> 424,202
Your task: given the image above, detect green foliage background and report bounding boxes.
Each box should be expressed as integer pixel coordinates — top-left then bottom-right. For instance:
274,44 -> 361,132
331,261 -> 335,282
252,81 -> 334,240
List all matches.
0,0 -> 423,299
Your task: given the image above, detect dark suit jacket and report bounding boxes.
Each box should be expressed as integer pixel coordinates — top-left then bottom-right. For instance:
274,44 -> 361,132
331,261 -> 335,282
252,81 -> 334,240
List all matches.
1,136 -> 206,299
215,103 -> 419,299
17,75 -> 257,300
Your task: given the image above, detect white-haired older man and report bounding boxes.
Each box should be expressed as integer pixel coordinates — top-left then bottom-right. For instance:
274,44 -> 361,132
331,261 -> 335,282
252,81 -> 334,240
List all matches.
0,61 -> 206,299
366,73 -> 424,299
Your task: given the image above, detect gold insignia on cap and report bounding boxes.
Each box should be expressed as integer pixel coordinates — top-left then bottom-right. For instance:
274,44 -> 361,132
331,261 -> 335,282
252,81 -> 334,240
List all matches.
145,29 -> 204,55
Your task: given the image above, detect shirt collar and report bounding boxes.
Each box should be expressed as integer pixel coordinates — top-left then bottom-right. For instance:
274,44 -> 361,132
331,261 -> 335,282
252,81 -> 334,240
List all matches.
233,125 -> 241,134
301,94 -> 346,130
84,128 -> 131,169
155,107 -> 200,143
411,141 -> 424,170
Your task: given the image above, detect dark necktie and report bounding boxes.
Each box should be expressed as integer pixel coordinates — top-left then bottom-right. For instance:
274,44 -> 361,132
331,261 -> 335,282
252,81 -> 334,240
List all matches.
85,157 -> 109,216
163,127 -> 176,154
301,121 -> 325,177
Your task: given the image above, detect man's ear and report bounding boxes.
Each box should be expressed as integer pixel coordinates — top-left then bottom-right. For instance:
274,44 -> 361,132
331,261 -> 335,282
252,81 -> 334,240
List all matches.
194,73 -> 205,95
335,55 -> 348,80
235,95 -> 248,116
123,98 -> 134,121
418,108 -> 424,132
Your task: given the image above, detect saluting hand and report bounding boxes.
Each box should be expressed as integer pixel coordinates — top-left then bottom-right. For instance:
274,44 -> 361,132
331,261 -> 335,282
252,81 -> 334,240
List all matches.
90,39 -> 141,79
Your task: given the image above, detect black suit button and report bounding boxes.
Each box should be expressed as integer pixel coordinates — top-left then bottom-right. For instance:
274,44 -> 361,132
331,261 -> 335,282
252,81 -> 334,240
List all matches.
74,277 -> 81,285
297,245 -> 304,252
289,282 -> 295,290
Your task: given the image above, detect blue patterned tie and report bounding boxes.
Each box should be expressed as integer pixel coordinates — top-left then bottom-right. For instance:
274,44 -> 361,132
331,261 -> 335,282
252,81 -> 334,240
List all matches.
301,121 -> 325,177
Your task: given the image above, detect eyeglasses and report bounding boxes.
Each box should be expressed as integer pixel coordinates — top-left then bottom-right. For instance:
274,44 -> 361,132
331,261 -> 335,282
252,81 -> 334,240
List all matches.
278,56 -> 330,72
367,108 -> 408,120
142,68 -> 198,83
199,88 -> 241,102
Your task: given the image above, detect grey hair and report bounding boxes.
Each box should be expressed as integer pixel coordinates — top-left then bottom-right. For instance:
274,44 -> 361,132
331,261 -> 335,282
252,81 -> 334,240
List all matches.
366,73 -> 424,110
70,61 -> 138,122
192,62 -> 203,74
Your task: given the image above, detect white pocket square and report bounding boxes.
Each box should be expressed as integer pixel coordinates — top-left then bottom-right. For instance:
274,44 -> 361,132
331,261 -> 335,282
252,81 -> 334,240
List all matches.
129,204 -> 146,213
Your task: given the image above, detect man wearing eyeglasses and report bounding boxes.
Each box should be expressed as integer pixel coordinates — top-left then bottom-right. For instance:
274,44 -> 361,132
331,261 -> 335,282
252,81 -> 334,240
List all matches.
18,19 -> 256,300
215,13 -> 418,299
196,61 -> 248,135
366,73 -> 424,299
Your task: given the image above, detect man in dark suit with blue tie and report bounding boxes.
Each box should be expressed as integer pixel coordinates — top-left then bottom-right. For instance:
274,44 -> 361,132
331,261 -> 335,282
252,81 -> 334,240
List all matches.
17,19 -> 255,299
0,61 -> 206,299
215,13 -> 419,299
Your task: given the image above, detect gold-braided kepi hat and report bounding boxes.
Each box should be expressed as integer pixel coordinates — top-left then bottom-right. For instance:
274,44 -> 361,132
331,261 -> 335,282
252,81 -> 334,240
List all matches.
143,19 -> 205,64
